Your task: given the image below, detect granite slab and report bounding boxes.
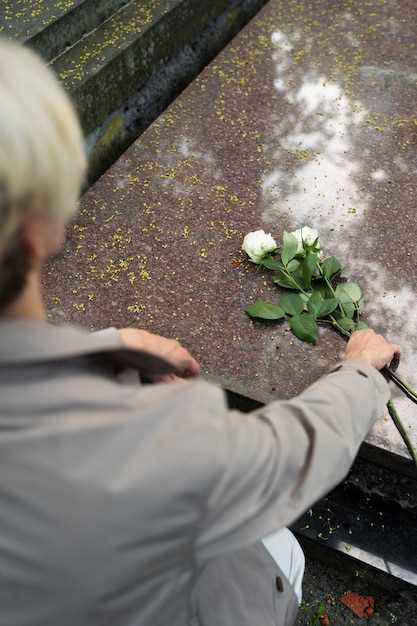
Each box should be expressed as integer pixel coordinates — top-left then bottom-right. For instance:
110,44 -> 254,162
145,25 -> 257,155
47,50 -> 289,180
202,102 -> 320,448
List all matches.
44,0 -> 417,472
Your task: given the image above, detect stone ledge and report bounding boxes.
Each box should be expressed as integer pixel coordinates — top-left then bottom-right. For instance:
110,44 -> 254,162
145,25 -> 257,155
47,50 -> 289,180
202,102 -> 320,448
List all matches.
0,0 -> 130,61
293,457 -> 417,590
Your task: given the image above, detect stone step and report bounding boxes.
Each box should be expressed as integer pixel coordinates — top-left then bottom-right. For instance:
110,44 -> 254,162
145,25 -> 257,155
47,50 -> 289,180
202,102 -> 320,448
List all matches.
83,0 -> 271,183
45,0 -> 417,477
52,0 -> 269,146
2,1 -> 271,182
0,0 -> 130,61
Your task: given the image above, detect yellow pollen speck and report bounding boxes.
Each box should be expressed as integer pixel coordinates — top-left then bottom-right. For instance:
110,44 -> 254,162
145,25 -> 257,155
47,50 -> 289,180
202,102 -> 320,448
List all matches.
127,304 -> 145,313
128,272 -> 136,285
140,270 -> 151,281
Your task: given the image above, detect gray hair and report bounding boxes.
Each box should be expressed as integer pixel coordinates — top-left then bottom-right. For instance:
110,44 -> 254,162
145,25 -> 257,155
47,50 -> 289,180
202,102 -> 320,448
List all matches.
0,39 -> 86,259
0,40 -> 87,305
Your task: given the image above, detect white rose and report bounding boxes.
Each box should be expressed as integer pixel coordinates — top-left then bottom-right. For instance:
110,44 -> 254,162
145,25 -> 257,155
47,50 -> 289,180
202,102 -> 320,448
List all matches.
290,226 -> 320,254
242,229 -> 277,264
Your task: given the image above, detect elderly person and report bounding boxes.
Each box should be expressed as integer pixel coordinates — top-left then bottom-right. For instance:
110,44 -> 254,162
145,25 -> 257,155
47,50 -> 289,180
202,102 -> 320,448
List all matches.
0,40 -> 398,626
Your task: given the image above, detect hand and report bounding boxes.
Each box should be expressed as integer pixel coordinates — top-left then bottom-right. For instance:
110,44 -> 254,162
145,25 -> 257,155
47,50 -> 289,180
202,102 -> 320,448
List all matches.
119,328 -> 200,382
343,329 -> 401,370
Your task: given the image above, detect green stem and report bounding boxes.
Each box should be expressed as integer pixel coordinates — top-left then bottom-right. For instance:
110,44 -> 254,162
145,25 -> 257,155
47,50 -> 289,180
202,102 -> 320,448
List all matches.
283,268 -> 309,296
387,400 -> 417,467
385,369 -> 417,404
329,316 -> 350,338
316,263 -> 347,318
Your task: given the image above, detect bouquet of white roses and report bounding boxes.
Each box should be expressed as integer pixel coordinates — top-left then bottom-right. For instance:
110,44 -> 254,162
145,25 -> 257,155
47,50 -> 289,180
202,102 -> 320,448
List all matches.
242,226 -> 417,466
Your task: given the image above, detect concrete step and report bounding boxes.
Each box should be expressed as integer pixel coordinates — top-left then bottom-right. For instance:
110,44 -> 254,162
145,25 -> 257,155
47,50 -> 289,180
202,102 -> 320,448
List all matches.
0,0 -> 130,61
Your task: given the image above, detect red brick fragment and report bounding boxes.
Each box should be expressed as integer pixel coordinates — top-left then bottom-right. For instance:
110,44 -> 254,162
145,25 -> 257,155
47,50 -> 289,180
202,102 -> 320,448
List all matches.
340,592 -> 375,619
319,611 -> 330,626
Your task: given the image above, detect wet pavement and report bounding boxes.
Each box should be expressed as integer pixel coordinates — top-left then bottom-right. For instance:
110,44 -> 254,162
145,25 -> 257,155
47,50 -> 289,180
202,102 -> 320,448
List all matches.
44,0 -> 417,467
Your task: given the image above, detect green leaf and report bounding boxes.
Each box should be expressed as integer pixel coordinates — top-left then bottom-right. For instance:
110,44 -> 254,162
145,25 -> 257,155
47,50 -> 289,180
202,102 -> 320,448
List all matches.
337,301 -> 355,318
272,271 -> 299,290
245,301 -> 286,320
289,313 -> 318,344
307,290 -> 323,317
335,282 -> 362,303
302,252 -> 318,289
317,298 -> 339,317
286,259 -> 300,272
335,283 -> 350,303
343,282 -> 362,302
321,256 -> 342,279
356,320 -> 369,330
261,257 -> 284,271
338,317 -> 356,332
280,293 -> 305,316
281,231 -> 299,266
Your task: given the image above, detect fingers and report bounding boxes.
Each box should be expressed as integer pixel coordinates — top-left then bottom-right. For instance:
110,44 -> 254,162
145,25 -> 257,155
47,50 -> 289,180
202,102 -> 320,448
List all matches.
119,328 -> 201,379
172,346 -> 201,378
150,374 -> 188,384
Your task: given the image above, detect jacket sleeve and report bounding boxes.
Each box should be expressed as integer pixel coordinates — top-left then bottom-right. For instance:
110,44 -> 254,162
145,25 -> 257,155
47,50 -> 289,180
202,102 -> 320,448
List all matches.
194,360 -> 390,565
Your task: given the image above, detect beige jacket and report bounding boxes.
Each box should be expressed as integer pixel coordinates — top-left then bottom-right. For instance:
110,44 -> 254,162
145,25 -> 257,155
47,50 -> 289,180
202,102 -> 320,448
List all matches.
0,321 -> 389,625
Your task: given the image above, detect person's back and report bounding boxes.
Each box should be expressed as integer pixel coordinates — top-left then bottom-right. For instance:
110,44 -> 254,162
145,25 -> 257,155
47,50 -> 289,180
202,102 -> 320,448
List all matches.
0,322 -> 221,625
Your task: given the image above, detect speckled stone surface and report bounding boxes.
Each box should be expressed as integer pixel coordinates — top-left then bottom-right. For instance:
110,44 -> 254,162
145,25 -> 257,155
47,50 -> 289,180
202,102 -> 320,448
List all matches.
44,0 -> 417,467
0,0 -> 81,42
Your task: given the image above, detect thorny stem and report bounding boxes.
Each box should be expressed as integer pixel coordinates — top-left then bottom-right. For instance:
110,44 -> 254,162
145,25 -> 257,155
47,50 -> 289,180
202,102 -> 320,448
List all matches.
330,316 -> 350,338
387,400 -> 417,467
386,369 -> 417,404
